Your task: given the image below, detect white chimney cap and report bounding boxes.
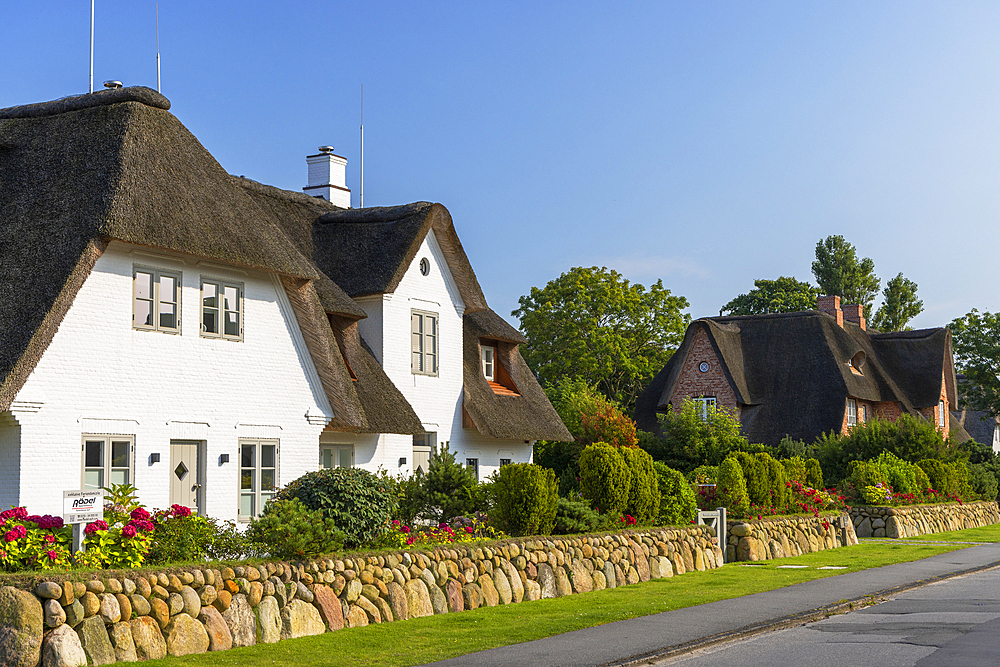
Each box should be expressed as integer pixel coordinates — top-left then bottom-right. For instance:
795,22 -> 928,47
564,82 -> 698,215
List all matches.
103,80 -> 123,89
318,145 -> 334,153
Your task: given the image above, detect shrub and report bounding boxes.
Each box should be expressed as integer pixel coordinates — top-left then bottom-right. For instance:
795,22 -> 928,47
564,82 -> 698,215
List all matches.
245,498 -> 344,559
641,399 -> 746,472
204,518 -> 261,561
730,451 -> 767,506
716,457 -> 750,518
146,505 -> 215,565
916,459 -> 962,497
277,467 -> 398,547
687,465 -> 718,484
969,462 -> 999,501
849,452 -> 926,500
781,456 -> 807,484
805,458 -> 824,490
553,496 -> 608,535
621,447 -> 660,524
654,462 -> 698,526
0,508 -> 72,572
755,452 -> 789,509
578,442 -> 631,515
490,463 -> 559,536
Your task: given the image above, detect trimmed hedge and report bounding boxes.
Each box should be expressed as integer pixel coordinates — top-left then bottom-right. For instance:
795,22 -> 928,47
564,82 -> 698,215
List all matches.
579,442 -> 631,515
717,457 -> 750,517
490,463 -> 559,536
622,447 -> 660,524
654,462 -> 697,526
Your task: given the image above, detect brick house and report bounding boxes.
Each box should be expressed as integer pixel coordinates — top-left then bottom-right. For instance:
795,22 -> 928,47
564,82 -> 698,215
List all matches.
0,87 -> 569,520
635,295 -> 968,446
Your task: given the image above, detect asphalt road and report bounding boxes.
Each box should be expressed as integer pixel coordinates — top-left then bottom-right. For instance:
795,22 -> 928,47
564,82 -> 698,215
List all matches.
653,564 -> 1000,667
424,543 -> 1000,667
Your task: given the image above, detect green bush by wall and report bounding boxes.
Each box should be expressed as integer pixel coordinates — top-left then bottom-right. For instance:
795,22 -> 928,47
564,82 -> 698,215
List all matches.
716,457 -> 750,517
579,442 -> 631,515
490,463 -> 559,536
654,461 -> 698,526
622,447 -> 660,524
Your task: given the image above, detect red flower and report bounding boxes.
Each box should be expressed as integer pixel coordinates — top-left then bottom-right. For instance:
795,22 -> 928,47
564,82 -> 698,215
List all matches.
130,507 -> 151,521
122,525 -> 137,538
44,534 -> 55,544
47,550 -> 58,561
84,520 -> 108,535
170,504 -> 192,518
3,526 -> 26,542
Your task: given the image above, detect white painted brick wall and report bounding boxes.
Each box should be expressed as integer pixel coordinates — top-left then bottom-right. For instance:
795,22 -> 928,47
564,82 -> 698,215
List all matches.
0,416 -> 20,510
358,230 -> 533,481
10,242 -> 333,521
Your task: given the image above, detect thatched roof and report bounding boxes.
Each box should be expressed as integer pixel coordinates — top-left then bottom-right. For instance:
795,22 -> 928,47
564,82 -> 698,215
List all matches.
0,87 -> 360,418
635,310 -> 957,446
462,310 -> 572,441
951,408 -> 995,447
311,202 -> 488,311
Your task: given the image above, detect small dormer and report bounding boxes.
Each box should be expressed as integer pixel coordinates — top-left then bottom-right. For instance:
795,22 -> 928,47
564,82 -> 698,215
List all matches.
480,338 -> 520,396
849,350 -> 866,376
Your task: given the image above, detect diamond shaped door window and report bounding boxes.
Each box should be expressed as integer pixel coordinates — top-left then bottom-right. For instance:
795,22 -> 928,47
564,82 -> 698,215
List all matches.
174,462 -> 188,480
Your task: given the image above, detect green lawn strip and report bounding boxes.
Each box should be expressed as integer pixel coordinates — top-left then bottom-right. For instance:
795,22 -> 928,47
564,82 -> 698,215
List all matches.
129,541 -> 963,667
893,523 -> 1000,543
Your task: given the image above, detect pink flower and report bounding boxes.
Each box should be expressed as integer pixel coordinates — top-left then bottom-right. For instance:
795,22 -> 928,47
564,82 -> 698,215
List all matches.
47,550 -> 57,561
84,520 -> 108,535
44,534 -> 55,544
122,524 -> 137,538
170,504 -> 192,518
3,526 -> 26,542
401,526 -> 410,534
130,507 -> 151,521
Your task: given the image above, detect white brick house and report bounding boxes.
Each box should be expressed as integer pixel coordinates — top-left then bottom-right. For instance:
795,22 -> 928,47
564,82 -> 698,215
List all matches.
0,87 -> 570,521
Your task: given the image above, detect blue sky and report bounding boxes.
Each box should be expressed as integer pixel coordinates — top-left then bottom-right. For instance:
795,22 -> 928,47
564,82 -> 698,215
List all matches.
4,2 -> 1000,330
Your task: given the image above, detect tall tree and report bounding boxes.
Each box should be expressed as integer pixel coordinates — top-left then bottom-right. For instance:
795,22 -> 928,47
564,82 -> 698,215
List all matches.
811,235 -> 880,318
949,310 -> 1000,415
720,276 -> 820,316
513,266 -> 689,408
871,273 -> 923,331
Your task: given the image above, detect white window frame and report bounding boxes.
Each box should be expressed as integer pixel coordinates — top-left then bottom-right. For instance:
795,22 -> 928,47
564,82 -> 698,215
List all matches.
499,458 -> 512,468
201,277 -> 244,341
466,458 -> 479,480
320,444 -> 354,469
846,398 -> 858,426
239,439 -> 278,521
82,435 -> 135,490
411,310 -> 438,376
133,266 -> 181,333
938,400 -> 945,427
861,404 -> 868,423
481,344 -> 496,381
692,396 -> 717,421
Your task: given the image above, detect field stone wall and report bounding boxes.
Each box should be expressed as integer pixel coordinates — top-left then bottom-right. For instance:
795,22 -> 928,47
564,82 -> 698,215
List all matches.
849,501 -> 1000,538
725,514 -> 858,562
0,526 -> 723,666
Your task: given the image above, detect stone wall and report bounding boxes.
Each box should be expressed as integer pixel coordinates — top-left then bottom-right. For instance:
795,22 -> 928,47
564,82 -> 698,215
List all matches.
0,526 -> 724,666
725,514 -> 859,562
849,501 -> 1000,538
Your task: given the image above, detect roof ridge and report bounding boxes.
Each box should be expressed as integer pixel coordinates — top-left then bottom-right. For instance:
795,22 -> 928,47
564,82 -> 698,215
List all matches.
0,86 -> 170,120
315,201 -> 434,225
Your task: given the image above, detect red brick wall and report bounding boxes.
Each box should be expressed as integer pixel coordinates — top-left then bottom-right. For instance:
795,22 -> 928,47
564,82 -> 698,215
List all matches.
669,326 -> 739,412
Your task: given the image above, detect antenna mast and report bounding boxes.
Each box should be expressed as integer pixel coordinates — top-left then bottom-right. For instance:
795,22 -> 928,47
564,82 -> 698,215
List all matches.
360,84 -> 364,209
155,3 -> 161,92
89,0 -> 94,93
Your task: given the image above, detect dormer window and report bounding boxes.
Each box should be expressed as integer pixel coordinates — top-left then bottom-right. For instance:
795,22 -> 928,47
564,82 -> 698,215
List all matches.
849,351 -> 865,375
481,345 -> 495,381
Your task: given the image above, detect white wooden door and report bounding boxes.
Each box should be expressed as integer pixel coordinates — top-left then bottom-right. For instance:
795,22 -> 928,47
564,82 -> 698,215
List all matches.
169,440 -> 202,514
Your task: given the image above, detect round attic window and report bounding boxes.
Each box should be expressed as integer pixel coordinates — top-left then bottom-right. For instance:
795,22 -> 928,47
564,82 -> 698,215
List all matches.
698,362 -> 710,373
419,258 -> 430,276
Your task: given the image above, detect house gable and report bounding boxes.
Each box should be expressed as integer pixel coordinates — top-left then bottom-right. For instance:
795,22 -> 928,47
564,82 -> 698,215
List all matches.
668,326 -> 739,412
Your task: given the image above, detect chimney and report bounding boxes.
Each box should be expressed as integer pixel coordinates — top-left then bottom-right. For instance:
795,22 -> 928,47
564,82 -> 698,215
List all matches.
842,304 -> 866,330
817,295 -> 843,327
304,146 -> 351,208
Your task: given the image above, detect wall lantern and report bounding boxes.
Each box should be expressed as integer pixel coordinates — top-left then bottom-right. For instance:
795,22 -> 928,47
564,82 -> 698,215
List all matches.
398,457 -> 407,466
149,453 -> 160,464
219,454 -> 230,465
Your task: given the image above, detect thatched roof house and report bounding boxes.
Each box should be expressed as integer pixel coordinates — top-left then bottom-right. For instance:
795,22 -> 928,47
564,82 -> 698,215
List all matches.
0,87 -> 567,517
635,295 -> 964,446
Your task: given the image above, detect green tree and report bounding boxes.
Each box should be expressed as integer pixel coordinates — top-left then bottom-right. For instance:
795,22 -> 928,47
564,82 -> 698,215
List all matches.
513,266 -> 690,408
720,277 -> 820,316
811,235 -> 880,319
949,310 -> 1000,415
638,399 -> 747,473
871,273 -> 923,332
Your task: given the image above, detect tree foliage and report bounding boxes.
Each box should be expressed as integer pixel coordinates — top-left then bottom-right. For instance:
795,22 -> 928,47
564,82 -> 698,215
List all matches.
638,399 -> 747,473
811,235 -> 880,319
720,276 -> 820,316
871,273 -> 923,332
949,309 -> 1000,415
513,266 -> 690,408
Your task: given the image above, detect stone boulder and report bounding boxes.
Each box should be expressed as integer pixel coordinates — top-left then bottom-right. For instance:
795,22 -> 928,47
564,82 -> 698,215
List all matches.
461,583 -> 484,610
280,600 -> 326,640
108,622 -> 137,663
41,624 -> 87,667
537,563 -> 556,598
98,594 -> 121,625
75,616 -> 115,666
345,605 -> 368,627
129,617 -> 166,661
426,581 -> 449,614
524,579 -> 541,601
445,579 -> 464,613
492,569 -> 513,604
570,559 -> 593,594
199,606 -> 233,651
501,562 -> 524,603
43,599 -> 66,629
0,585 -> 43,667
221,594 -> 256,647
554,566 -> 573,597
255,596 -> 281,644
477,575 -> 500,607
387,581 -> 410,620
163,612 -> 209,656
313,585 -> 345,631
403,580 -> 434,618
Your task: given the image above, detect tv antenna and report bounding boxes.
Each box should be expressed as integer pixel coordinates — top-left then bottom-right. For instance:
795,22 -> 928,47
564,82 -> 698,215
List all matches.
155,3 -> 161,92
89,0 -> 94,93
360,84 -> 364,208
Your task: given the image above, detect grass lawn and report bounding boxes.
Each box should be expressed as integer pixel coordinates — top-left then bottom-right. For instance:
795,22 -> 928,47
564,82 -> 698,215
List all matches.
893,523 -> 1000,543
131,539 -> 970,667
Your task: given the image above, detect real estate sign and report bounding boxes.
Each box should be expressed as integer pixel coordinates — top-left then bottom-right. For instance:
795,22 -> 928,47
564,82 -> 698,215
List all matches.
62,489 -> 104,525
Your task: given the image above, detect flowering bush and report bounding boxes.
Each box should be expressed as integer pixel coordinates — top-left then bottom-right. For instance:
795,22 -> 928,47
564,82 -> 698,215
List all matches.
862,482 -> 893,505
0,507 -> 72,572
383,514 -> 505,548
